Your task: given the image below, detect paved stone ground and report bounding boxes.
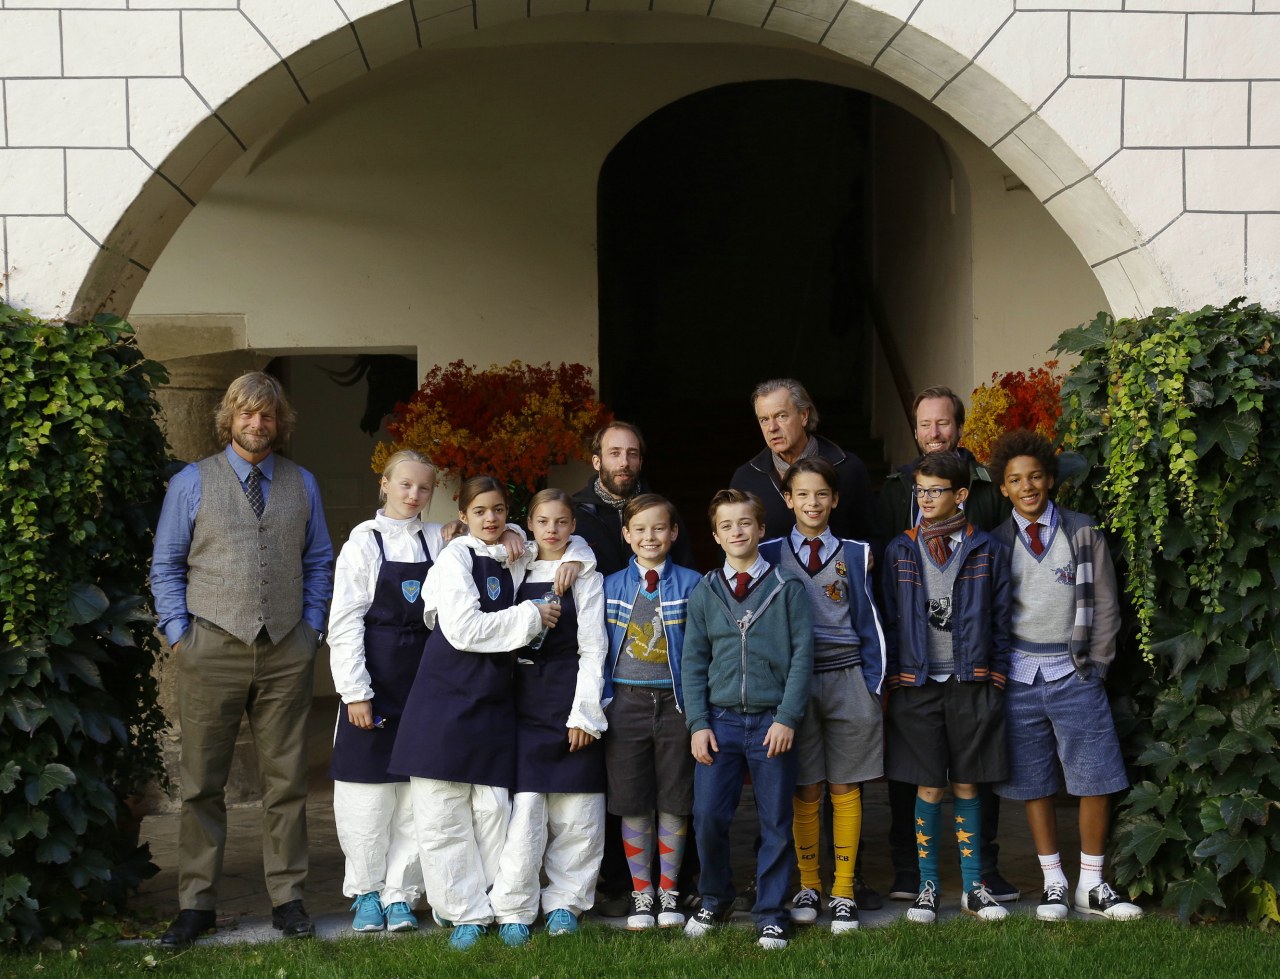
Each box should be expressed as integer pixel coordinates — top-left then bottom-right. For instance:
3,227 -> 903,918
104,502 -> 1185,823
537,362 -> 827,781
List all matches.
131,701 -> 1085,945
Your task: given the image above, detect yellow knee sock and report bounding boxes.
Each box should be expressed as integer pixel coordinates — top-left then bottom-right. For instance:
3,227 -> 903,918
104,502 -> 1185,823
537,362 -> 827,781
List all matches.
831,786 -> 863,899
793,795 -> 822,892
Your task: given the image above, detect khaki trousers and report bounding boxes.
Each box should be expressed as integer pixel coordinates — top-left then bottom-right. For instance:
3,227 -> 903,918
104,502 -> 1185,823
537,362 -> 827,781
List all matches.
176,618 -> 316,909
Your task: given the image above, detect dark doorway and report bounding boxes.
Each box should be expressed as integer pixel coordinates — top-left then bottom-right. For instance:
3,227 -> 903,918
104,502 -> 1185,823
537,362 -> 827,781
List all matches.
597,80 -> 884,568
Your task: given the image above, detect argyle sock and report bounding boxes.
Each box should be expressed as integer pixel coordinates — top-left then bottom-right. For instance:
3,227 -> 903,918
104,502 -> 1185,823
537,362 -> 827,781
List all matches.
1039,852 -> 1068,890
656,812 -> 687,892
915,796 -> 942,891
621,814 -> 655,893
954,794 -> 983,891
793,795 -> 822,892
830,787 -> 862,899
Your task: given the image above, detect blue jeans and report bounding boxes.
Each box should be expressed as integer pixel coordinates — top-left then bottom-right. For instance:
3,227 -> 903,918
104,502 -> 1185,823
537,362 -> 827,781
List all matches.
692,707 -> 798,928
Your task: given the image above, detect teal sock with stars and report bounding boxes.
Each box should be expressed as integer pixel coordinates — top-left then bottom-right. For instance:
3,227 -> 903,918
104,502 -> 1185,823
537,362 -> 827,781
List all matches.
954,794 -> 983,891
915,796 -> 942,891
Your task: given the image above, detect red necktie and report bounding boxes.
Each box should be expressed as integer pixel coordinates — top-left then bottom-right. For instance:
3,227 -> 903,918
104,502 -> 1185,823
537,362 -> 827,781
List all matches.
644,569 -> 659,593
732,572 -> 750,599
1028,521 -> 1044,556
806,538 -> 823,572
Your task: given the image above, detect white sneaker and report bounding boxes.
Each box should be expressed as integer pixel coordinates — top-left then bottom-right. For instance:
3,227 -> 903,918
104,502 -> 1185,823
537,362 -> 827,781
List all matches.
906,880 -> 939,924
829,895 -> 859,934
1075,882 -> 1143,920
1037,881 -> 1070,921
684,905 -> 722,938
757,922 -> 788,950
790,887 -> 821,924
657,889 -> 685,928
962,885 -> 1009,921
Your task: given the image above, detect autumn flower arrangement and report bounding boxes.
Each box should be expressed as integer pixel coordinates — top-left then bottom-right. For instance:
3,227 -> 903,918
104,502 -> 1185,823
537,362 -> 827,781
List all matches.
961,360 -> 1064,462
372,360 -> 611,511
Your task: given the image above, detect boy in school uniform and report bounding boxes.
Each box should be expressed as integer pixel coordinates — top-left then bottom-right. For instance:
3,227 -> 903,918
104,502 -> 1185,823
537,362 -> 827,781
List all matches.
759,457 -> 886,934
681,489 -> 814,951
988,431 -> 1142,921
882,450 -> 1012,923
602,494 -> 703,930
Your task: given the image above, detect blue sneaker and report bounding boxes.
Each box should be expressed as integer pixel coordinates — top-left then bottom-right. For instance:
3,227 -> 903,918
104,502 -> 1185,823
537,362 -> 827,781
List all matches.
498,922 -> 531,947
385,902 -> 418,932
350,891 -> 385,932
448,923 -> 486,950
545,908 -> 578,936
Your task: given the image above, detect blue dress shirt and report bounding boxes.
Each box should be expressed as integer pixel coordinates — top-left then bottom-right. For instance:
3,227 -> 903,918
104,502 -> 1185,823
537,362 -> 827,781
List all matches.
151,445 -> 334,646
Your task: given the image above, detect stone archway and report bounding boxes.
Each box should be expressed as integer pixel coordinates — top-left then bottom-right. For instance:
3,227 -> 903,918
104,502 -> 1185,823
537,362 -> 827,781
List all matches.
7,1 -> 1244,322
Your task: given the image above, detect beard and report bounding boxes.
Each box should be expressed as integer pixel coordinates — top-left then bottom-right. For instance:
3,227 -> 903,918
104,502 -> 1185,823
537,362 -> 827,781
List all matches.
599,466 -> 638,499
234,429 -> 273,456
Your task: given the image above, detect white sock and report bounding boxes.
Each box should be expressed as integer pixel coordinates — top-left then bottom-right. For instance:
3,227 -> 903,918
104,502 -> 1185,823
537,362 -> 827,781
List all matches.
1079,852 -> 1105,892
1038,852 -> 1068,889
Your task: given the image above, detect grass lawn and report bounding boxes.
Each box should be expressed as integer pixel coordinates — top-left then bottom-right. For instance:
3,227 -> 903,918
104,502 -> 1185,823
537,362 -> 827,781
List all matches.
6,917 -> 1277,979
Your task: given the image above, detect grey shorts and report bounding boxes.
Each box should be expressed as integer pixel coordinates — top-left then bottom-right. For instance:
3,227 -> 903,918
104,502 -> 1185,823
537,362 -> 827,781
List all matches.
796,665 -> 884,786
604,684 -> 694,817
884,677 -> 1008,788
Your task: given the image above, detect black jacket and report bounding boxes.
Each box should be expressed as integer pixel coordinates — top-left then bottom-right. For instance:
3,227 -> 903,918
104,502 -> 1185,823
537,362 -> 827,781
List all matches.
729,435 -> 875,544
570,480 -> 697,577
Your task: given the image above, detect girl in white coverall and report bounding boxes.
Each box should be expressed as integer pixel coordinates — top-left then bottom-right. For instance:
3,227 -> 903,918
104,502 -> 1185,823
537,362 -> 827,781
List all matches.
489,489 -> 609,946
387,475 -> 590,951
327,450 -> 441,933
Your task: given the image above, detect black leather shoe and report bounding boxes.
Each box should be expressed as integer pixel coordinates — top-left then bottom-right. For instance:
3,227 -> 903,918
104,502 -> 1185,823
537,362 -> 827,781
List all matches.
272,900 -> 315,938
854,874 -> 884,911
158,909 -> 216,949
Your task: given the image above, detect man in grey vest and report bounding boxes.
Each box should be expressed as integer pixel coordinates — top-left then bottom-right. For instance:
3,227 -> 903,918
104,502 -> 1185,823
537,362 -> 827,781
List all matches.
151,372 -> 334,948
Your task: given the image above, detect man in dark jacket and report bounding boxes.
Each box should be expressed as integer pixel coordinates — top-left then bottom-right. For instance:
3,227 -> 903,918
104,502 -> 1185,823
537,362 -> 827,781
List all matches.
730,379 -> 875,544
571,421 -> 695,576
875,384 -> 1017,907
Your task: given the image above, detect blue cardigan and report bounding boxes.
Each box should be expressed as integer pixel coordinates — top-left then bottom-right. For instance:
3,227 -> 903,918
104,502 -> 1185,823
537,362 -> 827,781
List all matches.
881,524 -> 1012,689
759,536 -> 887,696
603,556 -> 703,712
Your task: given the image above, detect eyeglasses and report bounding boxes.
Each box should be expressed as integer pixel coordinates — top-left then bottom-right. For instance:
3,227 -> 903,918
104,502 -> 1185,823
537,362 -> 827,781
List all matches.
913,486 -> 954,499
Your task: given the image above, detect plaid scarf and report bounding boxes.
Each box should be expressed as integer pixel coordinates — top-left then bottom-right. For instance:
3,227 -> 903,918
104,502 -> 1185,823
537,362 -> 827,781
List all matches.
592,479 -> 628,512
918,511 -> 968,565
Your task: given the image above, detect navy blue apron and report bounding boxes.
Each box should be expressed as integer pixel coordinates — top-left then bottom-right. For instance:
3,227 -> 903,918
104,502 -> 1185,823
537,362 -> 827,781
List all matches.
330,529 -> 432,783
389,551 -> 517,789
513,579 -> 607,794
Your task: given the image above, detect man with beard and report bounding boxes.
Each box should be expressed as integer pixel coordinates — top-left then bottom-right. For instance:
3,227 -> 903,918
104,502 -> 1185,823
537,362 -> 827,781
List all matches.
876,384 -> 1016,906
571,422 -> 695,575
151,372 -> 334,948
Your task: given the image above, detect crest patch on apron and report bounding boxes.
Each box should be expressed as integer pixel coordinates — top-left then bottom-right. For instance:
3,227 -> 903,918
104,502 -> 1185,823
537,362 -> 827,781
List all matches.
401,580 -> 421,603
486,576 -> 501,600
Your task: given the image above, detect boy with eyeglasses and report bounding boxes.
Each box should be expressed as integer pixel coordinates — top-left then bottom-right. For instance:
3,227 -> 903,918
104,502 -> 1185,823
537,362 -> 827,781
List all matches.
881,451 -> 1012,923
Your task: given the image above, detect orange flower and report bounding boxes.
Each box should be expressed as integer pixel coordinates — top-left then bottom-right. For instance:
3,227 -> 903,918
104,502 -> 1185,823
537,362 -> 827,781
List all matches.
961,360 -> 1063,462
373,360 -> 612,497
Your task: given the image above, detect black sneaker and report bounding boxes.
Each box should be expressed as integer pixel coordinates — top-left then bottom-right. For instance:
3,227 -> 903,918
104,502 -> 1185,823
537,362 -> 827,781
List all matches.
626,890 -> 656,930
854,873 -> 883,911
1074,882 -> 1143,920
961,885 -> 1009,921
657,889 -> 685,928
1037,881 -> 1070,921
790,887 -> 821,924
906,881 -> 938,924
829,895 -> 859,934
982,870 -> 1021,903
757,922 -> 788,950
888,869 -> 920,901
683,905 -> 725,937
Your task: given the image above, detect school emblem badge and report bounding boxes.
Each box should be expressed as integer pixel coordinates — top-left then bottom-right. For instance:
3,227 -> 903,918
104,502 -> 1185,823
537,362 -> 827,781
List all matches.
401,580 -> 422,603
486,576 -> 501,600
834,561 -> 847,577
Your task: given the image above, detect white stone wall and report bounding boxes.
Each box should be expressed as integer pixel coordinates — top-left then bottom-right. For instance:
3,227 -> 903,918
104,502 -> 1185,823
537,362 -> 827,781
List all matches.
1,1 -> 1277,318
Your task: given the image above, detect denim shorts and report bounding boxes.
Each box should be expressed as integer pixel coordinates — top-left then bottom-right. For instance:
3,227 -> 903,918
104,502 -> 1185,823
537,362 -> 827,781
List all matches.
994,670 -> 1129,800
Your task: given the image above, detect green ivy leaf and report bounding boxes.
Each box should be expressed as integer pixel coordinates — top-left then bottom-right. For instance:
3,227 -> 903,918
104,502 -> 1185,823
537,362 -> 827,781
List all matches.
65,582 -> 109,626
1150,631 -> 1205,675
24,763 -> 76,805
1220,795 -> 1276,833
1135,741 -> 1181,780
1193,830 -> 1269,877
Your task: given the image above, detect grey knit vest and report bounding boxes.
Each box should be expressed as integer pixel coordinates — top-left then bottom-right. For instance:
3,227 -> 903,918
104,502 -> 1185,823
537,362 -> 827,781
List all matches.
1011,525 -> 1076,656
186,452 -> 308,645
776,540 -> 861,672
923,542 -> 961,676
